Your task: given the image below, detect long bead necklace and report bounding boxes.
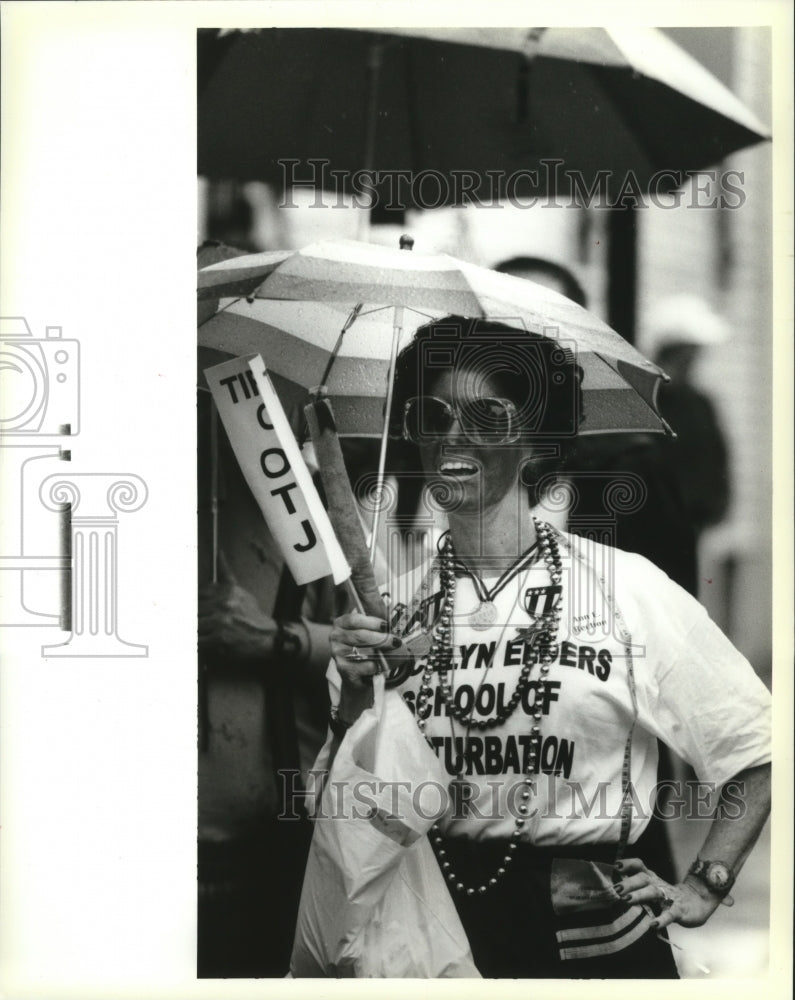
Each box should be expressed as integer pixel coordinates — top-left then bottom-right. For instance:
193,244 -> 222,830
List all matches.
415,517 -> 563,897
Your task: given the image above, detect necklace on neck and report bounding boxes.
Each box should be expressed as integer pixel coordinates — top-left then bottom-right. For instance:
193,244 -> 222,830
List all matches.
451,541 -> 541,632
414,516 -> 563,897
417,519 -> 562,730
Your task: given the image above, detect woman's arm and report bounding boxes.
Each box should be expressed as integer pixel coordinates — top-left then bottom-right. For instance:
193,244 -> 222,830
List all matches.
615,762 -> 771,928
318,611 -> 407,772
329,611 -> 405,723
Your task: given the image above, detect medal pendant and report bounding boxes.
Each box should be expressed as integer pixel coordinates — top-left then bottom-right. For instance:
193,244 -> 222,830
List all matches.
469,600 -> 498,630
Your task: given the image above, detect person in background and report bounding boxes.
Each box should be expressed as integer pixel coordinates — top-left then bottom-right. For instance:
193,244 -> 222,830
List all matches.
494,256 -> 588,308
203,185 -> 261,252
198,241 -> 347,976
197,378 -> 338,978
645,294 -> 731,549
198,240 -> 393,974
494,255 -> 701,597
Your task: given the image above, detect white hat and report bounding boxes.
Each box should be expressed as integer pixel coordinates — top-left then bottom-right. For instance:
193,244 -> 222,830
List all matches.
645,294 -> 730,353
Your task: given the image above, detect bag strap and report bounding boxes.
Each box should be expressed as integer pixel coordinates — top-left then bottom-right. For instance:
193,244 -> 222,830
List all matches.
549,528 -> 638,860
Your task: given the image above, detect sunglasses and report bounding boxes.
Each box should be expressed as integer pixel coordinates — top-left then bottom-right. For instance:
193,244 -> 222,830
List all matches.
402,395 -> 520,445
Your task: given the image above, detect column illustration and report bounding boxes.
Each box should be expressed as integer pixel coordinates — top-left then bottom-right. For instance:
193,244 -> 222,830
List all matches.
40,473 -> 148,657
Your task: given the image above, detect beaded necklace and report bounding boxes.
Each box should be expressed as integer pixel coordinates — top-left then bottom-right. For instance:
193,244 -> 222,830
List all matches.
415,516 -> 563,897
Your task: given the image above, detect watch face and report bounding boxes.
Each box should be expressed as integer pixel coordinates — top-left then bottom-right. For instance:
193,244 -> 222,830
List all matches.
706,862 -> 732,889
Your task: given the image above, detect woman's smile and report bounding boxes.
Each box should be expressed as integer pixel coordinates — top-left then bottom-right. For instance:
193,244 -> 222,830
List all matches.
438,456 -> 480,479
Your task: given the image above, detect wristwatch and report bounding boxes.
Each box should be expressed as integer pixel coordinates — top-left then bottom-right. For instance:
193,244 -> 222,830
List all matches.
687,858 -> 736,901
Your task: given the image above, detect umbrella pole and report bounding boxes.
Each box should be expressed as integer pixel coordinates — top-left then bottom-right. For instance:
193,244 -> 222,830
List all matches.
356,40 -> 384,241
210,401 -> 219,583
200,398 -> 220,754
368,305 -> 403,565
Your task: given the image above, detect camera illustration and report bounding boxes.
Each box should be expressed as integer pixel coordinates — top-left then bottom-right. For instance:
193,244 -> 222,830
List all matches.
0,315 -> 147,654
0,317 -> 80,436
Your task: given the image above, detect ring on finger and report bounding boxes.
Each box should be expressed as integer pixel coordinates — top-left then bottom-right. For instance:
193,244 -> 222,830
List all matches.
347,647 -> 367,662
658,887 -> 674,908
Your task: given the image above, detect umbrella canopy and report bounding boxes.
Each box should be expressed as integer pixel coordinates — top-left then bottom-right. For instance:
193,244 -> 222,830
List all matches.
198,26 -> 769,202
200,296 -> 431,436
198,239 -> 669,438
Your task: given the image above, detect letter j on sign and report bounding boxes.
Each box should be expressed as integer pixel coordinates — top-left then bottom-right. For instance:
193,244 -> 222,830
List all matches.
204,355 -> 351,586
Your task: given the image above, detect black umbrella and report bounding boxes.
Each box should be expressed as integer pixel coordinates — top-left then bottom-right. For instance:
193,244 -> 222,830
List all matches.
198,26 -> 769,204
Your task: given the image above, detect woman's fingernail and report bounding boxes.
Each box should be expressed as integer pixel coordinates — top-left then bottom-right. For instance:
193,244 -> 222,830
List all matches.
378,621 -> 389,632
615,884 -> 625,895
391,636 -> 402,648
614,862 -> 623,870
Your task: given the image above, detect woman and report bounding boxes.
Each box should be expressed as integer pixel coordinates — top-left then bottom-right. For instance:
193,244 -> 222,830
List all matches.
327,317 -> 771,978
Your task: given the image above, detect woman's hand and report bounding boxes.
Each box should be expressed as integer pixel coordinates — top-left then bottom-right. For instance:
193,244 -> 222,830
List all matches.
330,611 -> 403,686
613,858 -> 721,929
615,765 -> 770,934
330,612 -> 406,724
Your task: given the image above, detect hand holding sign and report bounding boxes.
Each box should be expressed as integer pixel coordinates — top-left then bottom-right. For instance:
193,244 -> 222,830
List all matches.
205,356 -> 402,712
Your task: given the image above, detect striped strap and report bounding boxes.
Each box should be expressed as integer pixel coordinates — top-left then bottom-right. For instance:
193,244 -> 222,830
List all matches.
556,904 -> 654,961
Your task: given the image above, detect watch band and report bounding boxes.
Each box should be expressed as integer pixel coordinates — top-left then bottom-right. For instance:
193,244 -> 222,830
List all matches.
274,621 -> 304,661
329,705 -> 353,742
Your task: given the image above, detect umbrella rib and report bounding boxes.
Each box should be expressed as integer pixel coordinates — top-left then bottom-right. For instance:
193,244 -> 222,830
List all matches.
318,302 -> 364,387
198,295 -> 247,329
357,305 -> 438,322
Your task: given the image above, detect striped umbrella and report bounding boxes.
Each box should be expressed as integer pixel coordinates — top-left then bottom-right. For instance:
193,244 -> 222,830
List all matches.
198,239 -> 670,439
199,296 -> 434,437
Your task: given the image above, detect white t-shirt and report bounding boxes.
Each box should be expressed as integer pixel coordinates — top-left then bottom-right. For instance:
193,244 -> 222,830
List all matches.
328,530 -> 771,847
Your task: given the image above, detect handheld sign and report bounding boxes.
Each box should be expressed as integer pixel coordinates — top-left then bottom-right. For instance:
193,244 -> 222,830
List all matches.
204,355 -> 351,586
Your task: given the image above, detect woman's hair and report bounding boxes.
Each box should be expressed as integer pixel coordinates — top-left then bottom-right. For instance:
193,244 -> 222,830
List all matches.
388,316 -> 584,507
391,316 -> 583,439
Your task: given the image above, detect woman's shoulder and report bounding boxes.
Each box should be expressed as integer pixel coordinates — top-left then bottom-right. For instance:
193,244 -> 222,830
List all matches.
558,529 -> 673,577
556,529 -> 705,622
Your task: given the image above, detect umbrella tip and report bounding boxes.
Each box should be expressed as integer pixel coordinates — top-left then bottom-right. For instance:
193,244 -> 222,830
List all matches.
399,234 -> 415,251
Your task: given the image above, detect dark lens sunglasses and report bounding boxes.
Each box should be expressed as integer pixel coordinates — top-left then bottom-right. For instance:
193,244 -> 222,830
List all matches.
402,395 -> 519,445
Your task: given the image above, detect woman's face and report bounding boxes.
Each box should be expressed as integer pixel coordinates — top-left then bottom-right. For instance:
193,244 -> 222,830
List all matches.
416,367 -> 533,515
